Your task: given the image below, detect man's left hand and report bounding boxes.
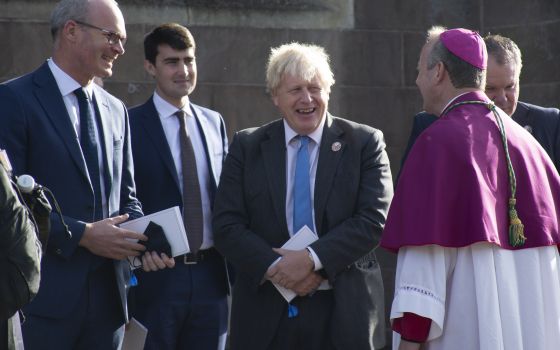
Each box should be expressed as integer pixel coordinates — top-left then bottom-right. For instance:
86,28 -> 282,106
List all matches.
141,251 -> 175,272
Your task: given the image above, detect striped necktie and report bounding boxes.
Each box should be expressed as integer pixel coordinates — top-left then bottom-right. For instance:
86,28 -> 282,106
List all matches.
175,110 -> 203,253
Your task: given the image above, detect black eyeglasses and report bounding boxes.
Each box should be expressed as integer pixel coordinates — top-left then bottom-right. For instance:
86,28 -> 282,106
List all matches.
74,20 -> 126,46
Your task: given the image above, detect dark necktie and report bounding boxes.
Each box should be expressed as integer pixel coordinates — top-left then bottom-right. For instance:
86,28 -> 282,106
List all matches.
293,136 -> 313,233
175,110 -> 203,253
74,88 -> 103,220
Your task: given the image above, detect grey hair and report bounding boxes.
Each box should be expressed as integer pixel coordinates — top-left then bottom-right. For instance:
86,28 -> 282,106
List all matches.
484,34 -> 522,77
50,0 -> 90,40
425,25 -> 486,89
266,42 -> 335,95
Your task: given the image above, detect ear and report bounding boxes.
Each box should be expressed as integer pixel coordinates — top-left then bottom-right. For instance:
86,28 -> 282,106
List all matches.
271,93 -> 279,107
62,20 -> 80,43
433,61 -> 447,84
144,60 -> 156,77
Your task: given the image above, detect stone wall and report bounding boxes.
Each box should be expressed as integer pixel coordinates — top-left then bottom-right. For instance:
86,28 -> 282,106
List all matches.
1,0 -> 559,347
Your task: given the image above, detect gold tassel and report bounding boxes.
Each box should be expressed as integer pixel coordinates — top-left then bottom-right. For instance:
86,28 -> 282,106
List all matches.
508,198 -> 526,247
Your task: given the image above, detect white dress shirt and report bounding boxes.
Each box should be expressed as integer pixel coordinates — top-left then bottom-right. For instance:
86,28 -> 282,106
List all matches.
152,92 -> 214,249
48,59 -> 108,218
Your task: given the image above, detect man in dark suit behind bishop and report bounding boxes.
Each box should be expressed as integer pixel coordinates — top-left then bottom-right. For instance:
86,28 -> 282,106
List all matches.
401,34 -> 560,174
0,0 -> 157,348
213,42 -> 393,350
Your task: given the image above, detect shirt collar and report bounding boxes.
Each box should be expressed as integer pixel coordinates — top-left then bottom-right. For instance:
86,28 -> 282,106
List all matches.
283,114 -> 326,147
440,91 -> 474,116
48,58 -> 93,99
153,92 -> 193,120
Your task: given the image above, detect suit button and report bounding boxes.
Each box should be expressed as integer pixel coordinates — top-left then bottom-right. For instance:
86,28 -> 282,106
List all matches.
56,248 -> 62,255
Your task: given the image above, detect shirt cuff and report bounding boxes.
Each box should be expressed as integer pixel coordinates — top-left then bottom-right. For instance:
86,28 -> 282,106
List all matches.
306,247 -> 323,271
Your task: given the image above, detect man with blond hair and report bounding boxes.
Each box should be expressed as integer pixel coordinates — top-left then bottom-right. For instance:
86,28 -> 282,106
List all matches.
213,42 -> 393,350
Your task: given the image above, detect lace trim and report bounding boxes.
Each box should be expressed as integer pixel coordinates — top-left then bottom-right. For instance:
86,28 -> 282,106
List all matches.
396,284 -> 444,305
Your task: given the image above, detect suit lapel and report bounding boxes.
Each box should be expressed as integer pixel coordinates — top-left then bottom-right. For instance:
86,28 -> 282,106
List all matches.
33,63 -> 89,180
512,102 -> 533,131
261,122 -> 290,239
314,115 -> 344,235
92,88 -> 113,198
190,104 -> 218,194
139,98 -> 181,191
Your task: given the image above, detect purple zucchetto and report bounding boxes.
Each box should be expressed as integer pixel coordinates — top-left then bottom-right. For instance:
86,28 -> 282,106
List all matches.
440,28 -> 487,69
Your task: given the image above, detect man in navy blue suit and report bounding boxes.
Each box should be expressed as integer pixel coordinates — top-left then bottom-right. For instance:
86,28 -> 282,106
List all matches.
401,34 -> 560,173
129,23 -> 230,350
0,0 -> 157,349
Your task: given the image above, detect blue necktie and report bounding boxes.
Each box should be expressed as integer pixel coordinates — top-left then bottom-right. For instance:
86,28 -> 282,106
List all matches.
74,88 -> 103,221
293,136 -> 313,233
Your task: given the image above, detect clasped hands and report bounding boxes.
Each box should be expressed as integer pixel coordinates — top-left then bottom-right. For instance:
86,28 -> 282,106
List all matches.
79,214 -> 175,271
266,248 -> 324,296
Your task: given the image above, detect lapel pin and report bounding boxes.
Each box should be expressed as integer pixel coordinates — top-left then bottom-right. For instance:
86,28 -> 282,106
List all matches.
331,141 -> 342,152
523,125 -> 533,134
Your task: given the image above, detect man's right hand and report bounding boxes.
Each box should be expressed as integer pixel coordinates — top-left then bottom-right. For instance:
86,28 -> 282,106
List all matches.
79,214 -> 147,260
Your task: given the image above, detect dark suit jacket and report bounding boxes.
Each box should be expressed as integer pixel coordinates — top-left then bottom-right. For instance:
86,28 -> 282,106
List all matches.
129,97 -> 230,293
0,62 -> 142,321
213,115 -> 393,349
513,102 -> 560,171
401,102 -> 560,174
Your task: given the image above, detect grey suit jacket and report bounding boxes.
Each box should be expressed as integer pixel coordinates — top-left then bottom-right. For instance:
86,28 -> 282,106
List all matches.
213,114 -> 393,349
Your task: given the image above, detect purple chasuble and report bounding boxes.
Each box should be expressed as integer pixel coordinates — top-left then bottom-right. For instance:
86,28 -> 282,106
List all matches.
382,91 -> 560,252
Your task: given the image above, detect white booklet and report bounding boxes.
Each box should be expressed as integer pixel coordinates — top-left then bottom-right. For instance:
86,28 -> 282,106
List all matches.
120,206 -> 190,259
272,225 -> 329,302
122,317 -> 148,350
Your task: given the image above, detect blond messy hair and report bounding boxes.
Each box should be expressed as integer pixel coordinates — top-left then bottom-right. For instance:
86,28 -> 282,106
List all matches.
266,42 -> 335,95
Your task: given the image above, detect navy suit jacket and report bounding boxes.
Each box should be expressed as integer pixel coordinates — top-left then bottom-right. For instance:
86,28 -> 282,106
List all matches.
213,115 -> 393,349
401,102 -> 560,174
0,62 -> 142,321
129,97 -> 230,292
513,102 -> 560,171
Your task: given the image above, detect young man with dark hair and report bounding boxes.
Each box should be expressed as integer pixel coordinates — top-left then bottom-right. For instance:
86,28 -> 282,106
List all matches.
129,23 -> 230,350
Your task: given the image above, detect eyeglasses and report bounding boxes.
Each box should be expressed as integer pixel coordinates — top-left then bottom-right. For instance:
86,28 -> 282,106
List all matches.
74,20 -> 126,46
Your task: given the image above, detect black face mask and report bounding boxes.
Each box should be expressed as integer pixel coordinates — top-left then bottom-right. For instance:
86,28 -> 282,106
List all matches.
140,221 -> 172,257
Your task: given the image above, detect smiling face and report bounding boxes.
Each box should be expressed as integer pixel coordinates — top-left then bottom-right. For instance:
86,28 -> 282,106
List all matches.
145,44 -> 197,108
485,55 -> 520,116
73,0 -> 126,84
272,74 -> 329,135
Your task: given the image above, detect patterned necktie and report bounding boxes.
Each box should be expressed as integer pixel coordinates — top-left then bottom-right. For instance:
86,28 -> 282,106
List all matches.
74,88 -> 103,220
293,136 -> 313,233
175,110 -> 203,253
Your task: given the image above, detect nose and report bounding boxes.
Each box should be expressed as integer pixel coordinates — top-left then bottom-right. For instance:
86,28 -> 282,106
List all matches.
113,40 -> 125,55
301,89 -> 313,102
491,89 -> 507,106
182,63 -> 190,76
